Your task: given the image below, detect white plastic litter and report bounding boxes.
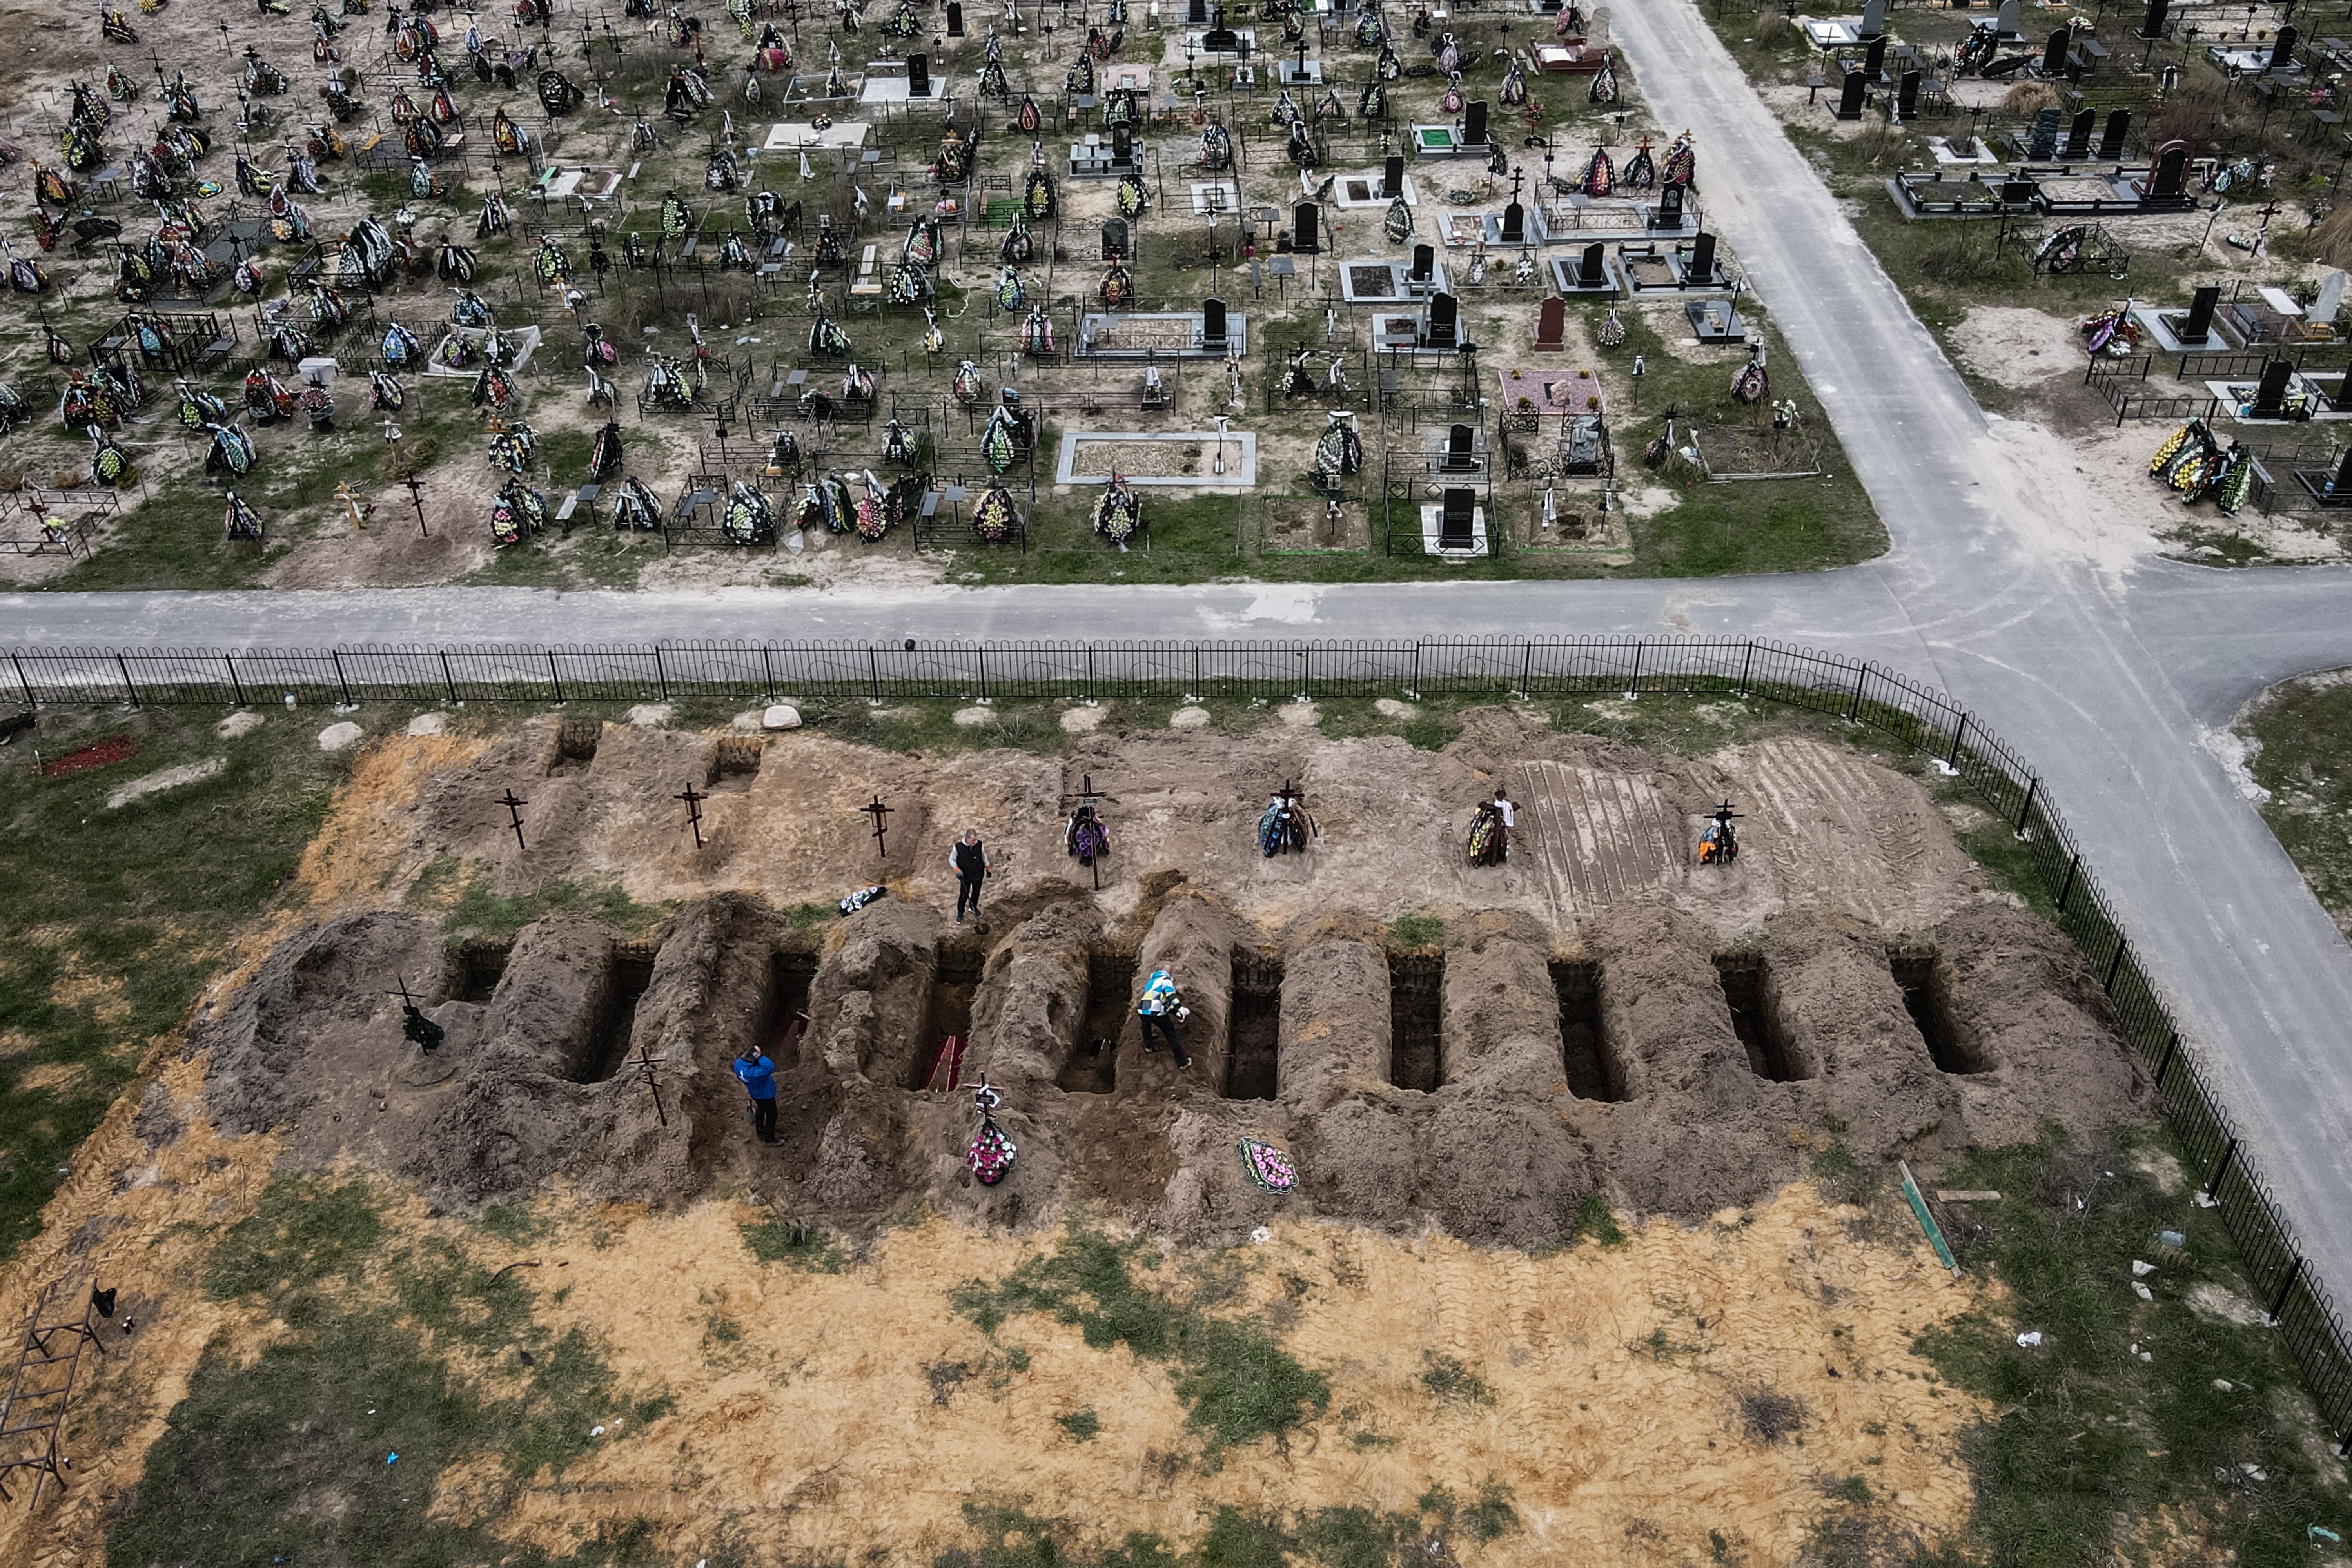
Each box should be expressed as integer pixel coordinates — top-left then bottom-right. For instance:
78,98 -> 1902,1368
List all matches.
2016,1331 -> 2043,1348
1250,1226 -> 1272,1244
2213,1379 -> 2234,1392
2131,1259 -> 2156,1277
590,1425 -> 606,1437
2132,1282 -> 2153,1301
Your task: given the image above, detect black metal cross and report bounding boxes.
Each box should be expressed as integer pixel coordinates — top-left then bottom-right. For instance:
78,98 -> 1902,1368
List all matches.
625,1044 -> 670,1125
388,976 -> 446,1051
404,473 -> 430,537
861,793 -> 895,857
1273,777 -> 1303,808
498,788 -> 528,850
1057,771 -> 1120,890
677,781 -> 710,847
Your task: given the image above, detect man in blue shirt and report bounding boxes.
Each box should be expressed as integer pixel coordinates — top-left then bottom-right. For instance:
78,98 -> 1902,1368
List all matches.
1136,967 -> 1191,1068
733,1048 -> 779,1143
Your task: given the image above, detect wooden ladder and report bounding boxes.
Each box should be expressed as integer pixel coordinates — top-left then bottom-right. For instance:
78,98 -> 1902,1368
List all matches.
0,1280 -> 107,1509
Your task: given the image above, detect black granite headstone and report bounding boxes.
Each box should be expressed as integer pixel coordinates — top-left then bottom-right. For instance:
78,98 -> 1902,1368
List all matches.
1897,69 -> 1920,118
1688,230 -> 1716,280
947,1 -> 964,34
1578,241 -> 1604,286
1410,242 -> 1434,282
2041,25 -> 2069,74
1464,100 -> 1488,145
1111,123 -> 1134,165
2269,24 -> 2297,71
1837,69 -> 1867,118
2029,105 -> 2060,158
1293,200 -> 1320,252
2332,443 -> 2352,495
1426,291 -> 1458,350
1863,34 -> 1887,80
909,52 -> 931,96
1202,24 -> 1239,51
2138,0 -> 2167,37
1500,201 -> 1526,243
2100,107 -> 2131,157
1102,216 -> 1129,259
1444,423 -> 1475,468
1187,0 -> 1207,21
1202,296 -> 1229,347
1439,487 -> 1475,548
1382,154 -> 1405,198
2253,359 -> 2292,417
2151,140 -> 2187,196
2064,108 -> 2093,159
2181,282 -> 2219,343
1656,182 -> 1684,229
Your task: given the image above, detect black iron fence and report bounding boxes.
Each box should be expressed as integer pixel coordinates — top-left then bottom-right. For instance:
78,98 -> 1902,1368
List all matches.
6,632 -> 2350,1450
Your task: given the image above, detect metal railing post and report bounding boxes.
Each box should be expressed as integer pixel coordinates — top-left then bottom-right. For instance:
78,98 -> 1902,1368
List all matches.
868,644 -> 882,704
2104,940 -> 2126,994
225,653 -> 247,709
331,651 -> 353,706
978,645 -> 990,702
1300,644 -> 1311,700
1622,640 -> 1642,698
117,654 -> 138,708
761,645 -> 776,699
1408,642 -> 1421,699
2014,775 -> 2039,835
1846,661 -> 1868,722
1519,640 -> 1534,699
9,652 -> 32,710
441,650 -> 460,704
2206,1136 -> 2238,1201
548,650 -> 566,704
1737,640 -> 1755,696
1947,711 -> 1968,770
654,645 -> 670,699
2155,1031 -> 2179,1088
2056,854 -> 2080,913
2269,1256 -> 2304,1322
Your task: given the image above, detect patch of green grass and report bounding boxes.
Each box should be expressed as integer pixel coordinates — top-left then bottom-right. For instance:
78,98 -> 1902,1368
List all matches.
114,1176 -> 669,1567
1417,1351 -> 1496,1407
0,705 -> 347,1261
2241,673 -> 2352,926
953,1226 -> 1328,1453
1911,1133 -> 2351,1567
1567,1193 -> 1628,1249
940,1479 -> 1517,1568
423,865 -> 674,942
739,1217 -> 849,1272
1056,1407 -> 1102,1442
1387,911 -> 1444,950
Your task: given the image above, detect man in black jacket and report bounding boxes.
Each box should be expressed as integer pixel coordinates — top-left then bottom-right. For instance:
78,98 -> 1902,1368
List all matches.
950,829 -> 989,923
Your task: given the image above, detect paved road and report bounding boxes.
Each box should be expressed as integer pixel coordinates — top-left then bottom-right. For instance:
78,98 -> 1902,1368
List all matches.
10,3 -> 2352,1310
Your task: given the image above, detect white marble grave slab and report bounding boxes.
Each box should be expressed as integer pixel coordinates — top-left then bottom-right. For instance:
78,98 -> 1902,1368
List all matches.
763,121 -> 874,151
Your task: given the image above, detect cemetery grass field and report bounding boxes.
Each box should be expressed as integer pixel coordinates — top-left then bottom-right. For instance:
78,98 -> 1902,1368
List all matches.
0,695 -> 2340,1564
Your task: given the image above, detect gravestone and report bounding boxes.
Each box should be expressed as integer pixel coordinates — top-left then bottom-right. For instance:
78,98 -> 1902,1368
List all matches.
2314,270 -> 2347,328
2138,0 -> 2166,36
1443,423 -> 1476,469
2040,26 -> 2068,74
1293,200 -> 1320,252
1535,294 -> 1565,348
1426,290 -> 1459,349
2100,107 -> 2131,157
1410,242 -> 1434,283
1439,487 -> 1475,548
1688,230 -> 1716,281
1859,0 -> 1886,38
2330,443 -> 2352,497
1836,69 -> 1867,119
1202,23 -> 1239,50
1102,216 -> 1130,259
1655,181 -> 1684,229
1202,296 -> 1229,348
2063,108 -> 2093,159
2149,140 -> 2188,196
2028,106 -> 2060,158
909,52 -> 931,96
1501,200 -> 1526,243
947,0 -> 964,33
1112,123 -> 1134,165
1995,0 -> 2019,34
2179,282 -> 2219,343
2253,359 -> 2292,417
2001,174 -> 2038,206
1382,154 -> 1405,197
1187,0 -> 1207,20
1578,241 -> 1606,285
1897,69 -> 1920,118
2268,24 -> 2297,71
1862,33 -> 1887,80
1464,100 -> 1489,145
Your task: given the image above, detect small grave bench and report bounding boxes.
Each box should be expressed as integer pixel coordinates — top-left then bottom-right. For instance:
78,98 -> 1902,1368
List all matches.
849,243 -> 883,296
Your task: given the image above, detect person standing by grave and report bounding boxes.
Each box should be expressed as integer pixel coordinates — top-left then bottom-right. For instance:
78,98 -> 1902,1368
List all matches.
733,1046 -> 779,1144
1490,788 -> 1515,857
1137,966 -> 1191,1067
950,828 -> 990,924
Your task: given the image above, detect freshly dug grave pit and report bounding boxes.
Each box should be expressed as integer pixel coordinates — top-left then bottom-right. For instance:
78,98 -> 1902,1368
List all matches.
184,708 -> 2152,1243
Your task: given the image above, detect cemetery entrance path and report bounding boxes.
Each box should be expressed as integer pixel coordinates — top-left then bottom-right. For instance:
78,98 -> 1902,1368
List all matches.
11,0 -> 2352,1313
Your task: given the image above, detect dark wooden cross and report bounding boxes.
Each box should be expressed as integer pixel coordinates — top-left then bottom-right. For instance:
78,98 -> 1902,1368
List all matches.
387,975 -> 445,1051
625,1044 -> 669,1125
498,788 -> 528,851
861,793 -> 895,858
1273,777 -> 1304,809
676,781 -> 710,847
404,473 -> 430,537
1509,164 -> 1524,207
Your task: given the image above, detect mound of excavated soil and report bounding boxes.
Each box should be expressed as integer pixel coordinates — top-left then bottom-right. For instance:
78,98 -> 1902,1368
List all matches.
191,711 -> 2152,1244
